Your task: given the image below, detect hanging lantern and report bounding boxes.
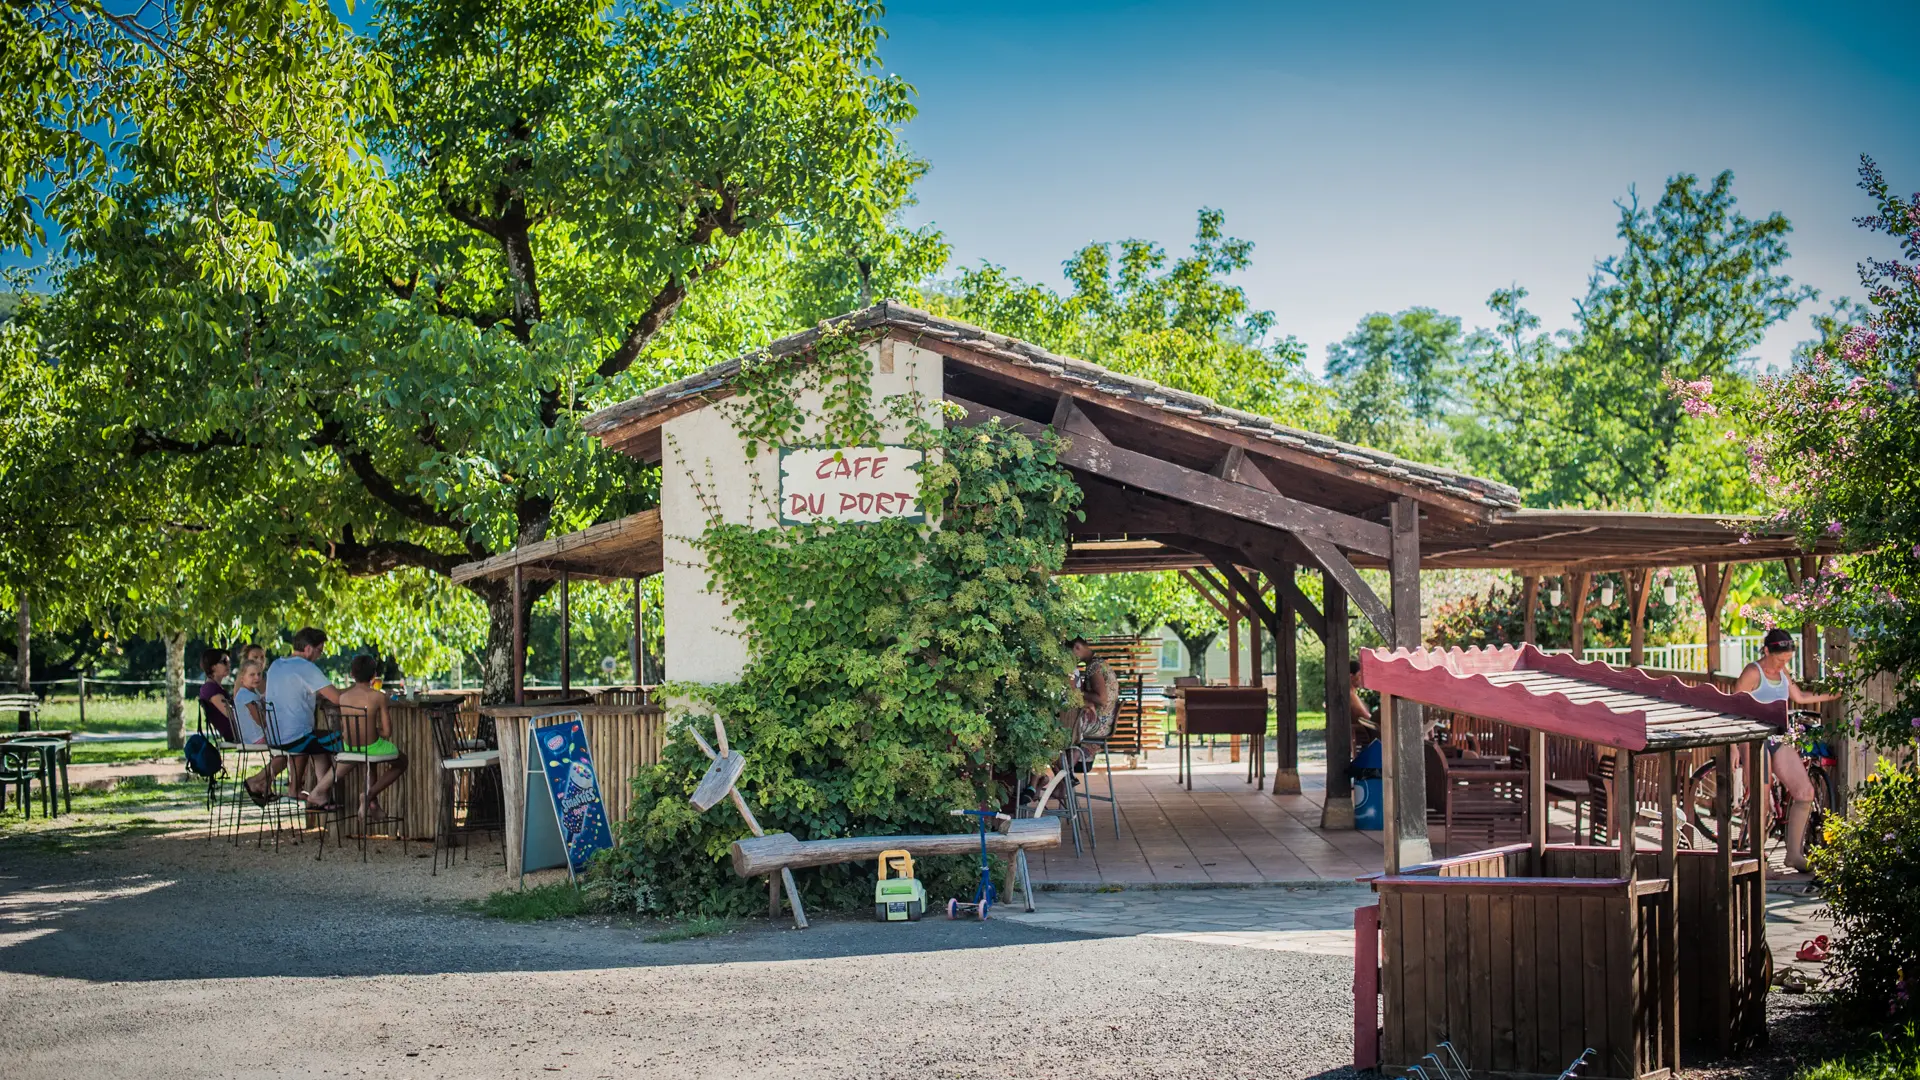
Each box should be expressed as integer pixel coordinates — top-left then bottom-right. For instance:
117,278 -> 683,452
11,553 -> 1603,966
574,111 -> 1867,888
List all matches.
1600,582 -> 1616,607
1549,582 -> 1563,607
1663,581 -> 1679,606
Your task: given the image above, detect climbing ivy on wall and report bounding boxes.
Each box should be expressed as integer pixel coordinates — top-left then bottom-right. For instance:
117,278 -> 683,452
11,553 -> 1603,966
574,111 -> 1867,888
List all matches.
596,326 -> 1086,916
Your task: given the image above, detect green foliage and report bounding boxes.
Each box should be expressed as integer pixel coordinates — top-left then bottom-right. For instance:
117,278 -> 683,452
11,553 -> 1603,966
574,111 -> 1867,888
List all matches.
1426,571 -> 1688,650
922,208 -> 1325,424
598,333 -> 1084,916
4,0 -> 924,701
1797,1025 -> 1920,1080
1808,763 -> 1920,1023
1459,172 -> 1811,510
1325,307 -> 1465,459
471,883 -> 590,923
1694,158 -> 1920,746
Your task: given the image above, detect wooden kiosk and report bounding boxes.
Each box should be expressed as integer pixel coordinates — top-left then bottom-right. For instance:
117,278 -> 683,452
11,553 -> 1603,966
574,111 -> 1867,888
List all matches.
1357,645 -> 1780,1079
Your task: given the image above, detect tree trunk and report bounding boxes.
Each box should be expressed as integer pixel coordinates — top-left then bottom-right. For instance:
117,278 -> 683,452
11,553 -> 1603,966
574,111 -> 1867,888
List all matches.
476,577 -> 551,706
15,594 -> 29,732
164,630 -> 187,750
1169,627 -> 1219,682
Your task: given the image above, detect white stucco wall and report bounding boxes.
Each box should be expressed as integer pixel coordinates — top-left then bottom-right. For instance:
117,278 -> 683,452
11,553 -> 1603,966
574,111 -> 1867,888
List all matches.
659,336 -> 944,685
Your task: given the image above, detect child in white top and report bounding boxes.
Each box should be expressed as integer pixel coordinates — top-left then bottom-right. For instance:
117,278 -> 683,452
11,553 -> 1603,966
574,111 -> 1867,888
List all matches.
231,661 -> 269,746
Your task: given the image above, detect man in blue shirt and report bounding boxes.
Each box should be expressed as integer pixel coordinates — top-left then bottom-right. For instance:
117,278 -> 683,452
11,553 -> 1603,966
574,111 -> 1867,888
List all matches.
243,627 -> 345,809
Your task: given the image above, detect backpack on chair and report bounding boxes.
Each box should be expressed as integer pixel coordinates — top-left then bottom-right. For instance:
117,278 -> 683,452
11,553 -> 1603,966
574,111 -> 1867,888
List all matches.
183,733 -> 224,780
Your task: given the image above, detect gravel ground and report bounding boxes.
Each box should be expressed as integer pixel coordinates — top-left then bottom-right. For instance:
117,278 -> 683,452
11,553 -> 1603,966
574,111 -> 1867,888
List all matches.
0,825 -> 1360,1080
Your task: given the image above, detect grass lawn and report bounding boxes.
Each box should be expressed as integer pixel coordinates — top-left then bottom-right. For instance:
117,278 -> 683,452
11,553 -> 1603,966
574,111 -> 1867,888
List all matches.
471,882 -> 591,922
0,775 -> 203,853
68,739 -> 174,765
31,695 -> 171,734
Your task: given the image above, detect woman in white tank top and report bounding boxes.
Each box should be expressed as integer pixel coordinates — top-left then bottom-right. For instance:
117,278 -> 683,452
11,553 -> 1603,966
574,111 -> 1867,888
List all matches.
1733,628 -> 1839,873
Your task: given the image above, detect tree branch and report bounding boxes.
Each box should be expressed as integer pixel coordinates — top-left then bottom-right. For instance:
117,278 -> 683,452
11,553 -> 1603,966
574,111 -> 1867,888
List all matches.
310,415 -> 462,532
323,526 -> 464,577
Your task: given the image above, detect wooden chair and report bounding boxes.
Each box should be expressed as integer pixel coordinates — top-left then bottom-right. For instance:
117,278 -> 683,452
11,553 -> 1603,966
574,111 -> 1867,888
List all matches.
1425,740 -> 1527,855
330,703 -> 408,863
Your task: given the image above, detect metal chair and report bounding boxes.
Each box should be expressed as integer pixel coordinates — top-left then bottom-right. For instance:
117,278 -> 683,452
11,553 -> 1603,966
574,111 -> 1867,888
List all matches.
428,700 -> 504,874
0,740 -> 51,817
256,702 -> 325,854
329,702 -> 409,863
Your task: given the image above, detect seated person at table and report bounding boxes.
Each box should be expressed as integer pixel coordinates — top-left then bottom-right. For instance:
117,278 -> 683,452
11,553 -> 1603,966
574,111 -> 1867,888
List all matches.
245,627 -> 343,810
1030,638 -> 1116,804
230,661 -> 269,746
338,654 -> 409,819
1348,660 -> 1376,743
239,642 -> 268,673
196,648 -> 237,743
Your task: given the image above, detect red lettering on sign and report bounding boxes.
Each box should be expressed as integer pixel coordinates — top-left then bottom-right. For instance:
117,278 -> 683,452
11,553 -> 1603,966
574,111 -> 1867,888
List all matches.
872,456 -> 888,479
897,492 -> 914,511
839,493 -> 859,513
856,492 -> 875,514
815,459 -> 834,480
874,492 -> 894,514
788,494 -> 809,517
836,458 -> 854,478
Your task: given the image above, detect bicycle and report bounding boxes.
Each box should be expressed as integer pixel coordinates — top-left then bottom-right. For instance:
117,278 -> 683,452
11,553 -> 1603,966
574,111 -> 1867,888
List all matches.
1685,710 -> 1836,861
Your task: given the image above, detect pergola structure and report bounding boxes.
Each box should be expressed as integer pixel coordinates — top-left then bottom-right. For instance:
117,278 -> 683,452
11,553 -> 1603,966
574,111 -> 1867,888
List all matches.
457,301 -> 1835,865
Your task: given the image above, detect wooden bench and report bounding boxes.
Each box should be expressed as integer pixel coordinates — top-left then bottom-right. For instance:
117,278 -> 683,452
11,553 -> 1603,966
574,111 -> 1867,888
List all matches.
729,816 -> 1063,912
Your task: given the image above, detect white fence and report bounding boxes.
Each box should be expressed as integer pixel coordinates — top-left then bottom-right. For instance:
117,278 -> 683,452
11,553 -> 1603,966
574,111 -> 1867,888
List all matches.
1543,634 -> 1797,676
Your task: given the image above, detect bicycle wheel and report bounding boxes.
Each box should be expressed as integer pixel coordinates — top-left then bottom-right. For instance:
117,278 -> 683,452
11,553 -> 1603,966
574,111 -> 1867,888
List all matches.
1687,758 -> 1752,849
1801,764 -> 1837,860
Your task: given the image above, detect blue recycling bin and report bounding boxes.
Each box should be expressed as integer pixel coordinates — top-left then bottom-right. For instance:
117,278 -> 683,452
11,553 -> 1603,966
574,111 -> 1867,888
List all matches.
1350,739 -> 1383,831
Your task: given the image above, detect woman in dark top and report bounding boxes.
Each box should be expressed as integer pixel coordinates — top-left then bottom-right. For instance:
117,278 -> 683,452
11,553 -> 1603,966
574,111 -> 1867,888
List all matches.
196,648 -> 237,743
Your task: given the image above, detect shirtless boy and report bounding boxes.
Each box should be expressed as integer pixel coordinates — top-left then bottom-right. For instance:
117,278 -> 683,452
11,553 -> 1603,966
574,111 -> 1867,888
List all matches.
339,654 -> 409,819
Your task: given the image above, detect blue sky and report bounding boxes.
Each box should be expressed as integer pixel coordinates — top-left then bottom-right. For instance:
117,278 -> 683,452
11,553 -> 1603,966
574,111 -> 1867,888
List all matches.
878,0 -> 1920,373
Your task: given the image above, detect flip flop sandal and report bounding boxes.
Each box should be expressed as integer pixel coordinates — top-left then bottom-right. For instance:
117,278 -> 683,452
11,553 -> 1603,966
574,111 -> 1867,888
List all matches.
1776,969 -> 1812,993
244,784 -> 271,808
1795,935 -> 1830,962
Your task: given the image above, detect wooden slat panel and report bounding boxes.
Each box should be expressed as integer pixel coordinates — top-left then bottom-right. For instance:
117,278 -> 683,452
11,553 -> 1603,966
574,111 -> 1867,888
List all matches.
1535,893 -> 1562,1074
1424,893 -> 1449,1055
1468,892 -> 1494,1070
1558,895 -> 1585,1071
1514,893 -> 1537,1072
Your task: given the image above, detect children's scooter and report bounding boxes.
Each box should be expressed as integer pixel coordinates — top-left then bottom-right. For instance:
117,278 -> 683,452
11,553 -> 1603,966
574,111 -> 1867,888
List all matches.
946,808 -> 1009,920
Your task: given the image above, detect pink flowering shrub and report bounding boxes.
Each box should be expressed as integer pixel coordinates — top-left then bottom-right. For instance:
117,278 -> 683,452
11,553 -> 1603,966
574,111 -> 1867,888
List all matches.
1679,156 -> 1920,748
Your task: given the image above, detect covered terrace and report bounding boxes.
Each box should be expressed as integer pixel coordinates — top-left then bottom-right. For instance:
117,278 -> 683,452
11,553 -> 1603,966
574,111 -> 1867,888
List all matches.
462,301 -> 1839,883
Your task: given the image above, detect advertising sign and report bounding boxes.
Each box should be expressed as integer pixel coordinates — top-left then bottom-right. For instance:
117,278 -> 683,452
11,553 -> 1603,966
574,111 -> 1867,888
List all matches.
778,445 -> 925,525
525,717 -> 615,880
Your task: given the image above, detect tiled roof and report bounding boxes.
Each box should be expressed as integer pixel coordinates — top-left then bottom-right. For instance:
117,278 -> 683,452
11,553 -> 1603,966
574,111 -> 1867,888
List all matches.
583,300 -> 1523,510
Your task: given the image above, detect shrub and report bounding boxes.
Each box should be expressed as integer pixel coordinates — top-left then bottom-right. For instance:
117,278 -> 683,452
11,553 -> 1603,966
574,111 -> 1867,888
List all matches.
594,331 -> 1083,917
1809,763 -> 1920,1022
1797,1023 -> 1920,1080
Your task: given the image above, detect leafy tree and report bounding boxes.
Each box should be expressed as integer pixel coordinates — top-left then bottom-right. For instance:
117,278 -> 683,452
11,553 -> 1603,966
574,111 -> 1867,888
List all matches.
1324,307 -> 1464,458
922,208 -> 1326,424
1462,172 -> 1814,510
15,0 -> 923,702
1685,157 -> 1920,747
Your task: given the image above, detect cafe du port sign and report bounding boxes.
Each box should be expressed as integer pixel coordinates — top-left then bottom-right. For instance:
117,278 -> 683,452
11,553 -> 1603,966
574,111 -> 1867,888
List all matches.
778,446 -> 925,525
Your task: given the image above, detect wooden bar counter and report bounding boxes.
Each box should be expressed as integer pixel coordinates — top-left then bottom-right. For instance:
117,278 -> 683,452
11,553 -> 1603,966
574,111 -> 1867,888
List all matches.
485,704 -> 666,878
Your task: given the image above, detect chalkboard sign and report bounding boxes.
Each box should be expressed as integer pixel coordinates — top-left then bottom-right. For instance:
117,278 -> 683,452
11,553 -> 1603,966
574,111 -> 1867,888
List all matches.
521,715 -> 615,882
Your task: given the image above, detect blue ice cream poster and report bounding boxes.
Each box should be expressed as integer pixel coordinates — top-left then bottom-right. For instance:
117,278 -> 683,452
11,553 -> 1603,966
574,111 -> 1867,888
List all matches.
533,719 -> 614,877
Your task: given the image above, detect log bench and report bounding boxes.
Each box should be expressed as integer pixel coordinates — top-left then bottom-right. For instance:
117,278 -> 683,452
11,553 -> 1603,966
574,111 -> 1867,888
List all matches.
728,816 -> 1063,913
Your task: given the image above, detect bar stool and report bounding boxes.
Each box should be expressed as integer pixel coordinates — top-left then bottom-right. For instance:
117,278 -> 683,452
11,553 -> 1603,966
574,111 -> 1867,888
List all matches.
429,702 -> 503,874
331,702 -> 409,863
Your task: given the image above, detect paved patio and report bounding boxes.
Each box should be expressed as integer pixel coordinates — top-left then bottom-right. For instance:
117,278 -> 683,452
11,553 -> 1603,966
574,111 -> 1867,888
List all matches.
1027,747 -> 1385,886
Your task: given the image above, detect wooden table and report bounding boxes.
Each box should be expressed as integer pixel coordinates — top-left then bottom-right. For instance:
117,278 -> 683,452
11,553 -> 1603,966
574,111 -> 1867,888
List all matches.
1176,687 -> 1270,790
484,704 -> 665,878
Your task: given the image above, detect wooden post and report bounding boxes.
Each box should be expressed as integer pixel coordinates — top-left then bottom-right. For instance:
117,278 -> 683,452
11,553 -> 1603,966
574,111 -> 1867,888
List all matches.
14,594 -> 28,731
77,669 -> 86,728
1627,568 -> 1652,667
1274,570 -> 1301,794
1528,728 -> 1547,862
630,576 -> 643,686
1228,595 -> 1241,761
1520,574 -> 1538,646
1387,497 -> 1428,868
1380,689 -> 1401,875
1793,556 -> 1820,680
1321,572 -> 1354,828
512,565 -> 526,706
1569,571 -> 1592,660
1710,741 -> 1734,1053
1695,563 -> 1728,675
1616,750 -> 1636,879
559,572 -> 572,694
1659,750 -> 1681,1073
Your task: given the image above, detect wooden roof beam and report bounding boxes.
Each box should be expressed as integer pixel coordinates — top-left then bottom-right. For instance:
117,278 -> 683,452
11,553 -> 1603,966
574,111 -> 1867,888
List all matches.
951,396 -> 1391,558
